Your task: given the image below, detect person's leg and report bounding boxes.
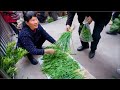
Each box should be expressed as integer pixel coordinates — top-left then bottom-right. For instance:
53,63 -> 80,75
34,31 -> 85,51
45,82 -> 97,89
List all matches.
38,12 -> 47,23
26,36 -> 47,65
89,22 -> 104,58
106,12 -> 120,35
48,12 -> 58,21
26,53 -> 38,65
26,34 -> 47,65
77,23 -> 89,51
112,12 -> 120,21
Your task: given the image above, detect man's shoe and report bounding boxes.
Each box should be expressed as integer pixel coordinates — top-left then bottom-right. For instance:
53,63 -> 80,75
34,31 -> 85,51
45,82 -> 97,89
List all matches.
106,31 -> 117,35
27,54 -> 38,65
77,46 -> 89,51
89,51 -> 95,59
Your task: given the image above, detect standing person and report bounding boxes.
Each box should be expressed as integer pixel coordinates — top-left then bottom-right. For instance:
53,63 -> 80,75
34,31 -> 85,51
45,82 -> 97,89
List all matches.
0,11 -> 20,35
35,11 -> 47,23
48,11 -> 58,21
106,12 -> 120,35
66,12 -> 112,59
17,11 -> 56,65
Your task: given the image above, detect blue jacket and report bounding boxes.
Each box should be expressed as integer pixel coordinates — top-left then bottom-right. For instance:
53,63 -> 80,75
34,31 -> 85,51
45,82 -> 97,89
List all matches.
17,24 -> 56,55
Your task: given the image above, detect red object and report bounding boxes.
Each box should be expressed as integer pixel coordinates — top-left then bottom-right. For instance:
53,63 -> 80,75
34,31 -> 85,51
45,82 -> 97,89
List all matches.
0,11 -> 17,23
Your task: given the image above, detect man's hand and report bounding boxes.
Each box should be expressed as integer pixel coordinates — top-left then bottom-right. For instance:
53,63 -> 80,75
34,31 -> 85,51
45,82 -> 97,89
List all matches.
66,25 -> 75,32
44,49 -> 55,54
66,25 -> 71,31
86,16 -> 93,24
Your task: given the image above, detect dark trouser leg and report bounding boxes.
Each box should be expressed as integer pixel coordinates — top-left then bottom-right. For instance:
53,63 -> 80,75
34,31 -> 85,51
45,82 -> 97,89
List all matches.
77,15 -> 89,51
38,12 -> 47,23
112,12 -> 120,21
26,37 -> 46,65
36,36 -> 46,49
77,23 -> 89,51
26,53 -> 38,65
91,22 -> 105,52
48,12 -> 58,21
89,22 -> 105,59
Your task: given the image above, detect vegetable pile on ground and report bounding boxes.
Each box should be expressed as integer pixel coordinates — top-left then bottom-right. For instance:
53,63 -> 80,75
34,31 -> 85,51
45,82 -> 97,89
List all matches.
41,31 -> 84,79
80,24 -> 93,42
110,14 -> 120,33
1,41 -> 28,78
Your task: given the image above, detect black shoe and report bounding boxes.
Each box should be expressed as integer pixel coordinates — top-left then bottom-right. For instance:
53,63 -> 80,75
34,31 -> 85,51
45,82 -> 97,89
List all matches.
89,51 -> 95,59
77,46 -> 89,51
106,31 -> 117,35
27,53 -> 38,65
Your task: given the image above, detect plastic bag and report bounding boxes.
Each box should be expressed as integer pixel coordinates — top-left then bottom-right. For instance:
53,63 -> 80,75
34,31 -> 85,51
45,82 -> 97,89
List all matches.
80,23 -> 93,42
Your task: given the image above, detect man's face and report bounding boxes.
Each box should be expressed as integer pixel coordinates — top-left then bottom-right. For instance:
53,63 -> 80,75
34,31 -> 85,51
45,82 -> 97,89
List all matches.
26,16 -> 39,30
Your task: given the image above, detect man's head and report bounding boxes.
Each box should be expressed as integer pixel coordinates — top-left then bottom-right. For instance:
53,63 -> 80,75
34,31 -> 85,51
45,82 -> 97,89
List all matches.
24,11 -> 39,30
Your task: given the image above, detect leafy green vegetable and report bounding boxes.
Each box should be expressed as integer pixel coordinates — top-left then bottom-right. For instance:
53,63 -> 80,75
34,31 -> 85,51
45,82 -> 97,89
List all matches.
55,31 -> 72,53
1,41 -> 28,78
42,50 -> 84,79
41,31 -> 84,79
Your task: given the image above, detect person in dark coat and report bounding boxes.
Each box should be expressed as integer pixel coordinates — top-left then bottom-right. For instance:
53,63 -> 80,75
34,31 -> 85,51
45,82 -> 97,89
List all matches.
17,11 -> 56,65
106,12 -> 120,35
66,12 -> 112,59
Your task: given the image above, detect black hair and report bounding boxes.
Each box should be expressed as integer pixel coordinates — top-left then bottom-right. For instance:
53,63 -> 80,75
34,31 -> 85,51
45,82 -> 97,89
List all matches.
23,11 -> 37,22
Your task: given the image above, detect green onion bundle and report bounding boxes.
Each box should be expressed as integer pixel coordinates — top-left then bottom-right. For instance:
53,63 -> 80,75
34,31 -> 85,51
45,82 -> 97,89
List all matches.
55,31 -> 72,53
